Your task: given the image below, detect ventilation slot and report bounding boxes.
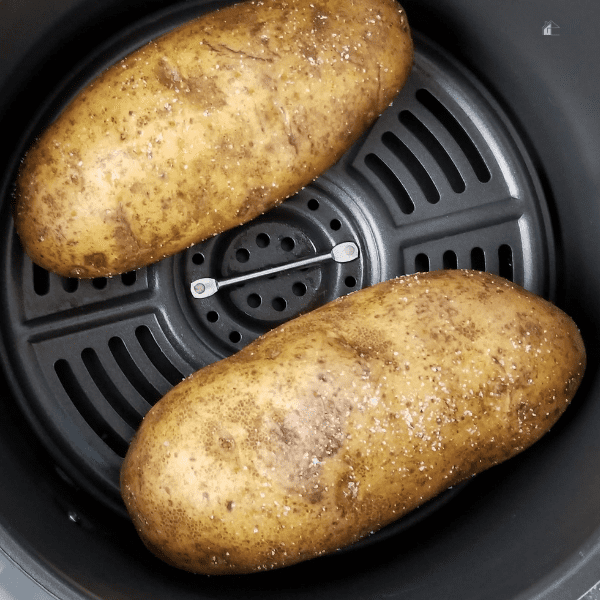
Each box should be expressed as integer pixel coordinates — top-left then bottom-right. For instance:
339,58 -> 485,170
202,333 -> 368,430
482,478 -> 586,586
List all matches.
416,88 -> 491,183
415,253 -> 430,272
54,359 -> 129,458
443,250 -> 458,269
498,244 -> 514,281
108,336 -> 162,405
62,278 -> 79,293
135,325 -> 184,387
81,348 -> 144,431
381,131 -> 439,205
365,153 -> 415,215
470,247 -> 486,271
92,277 -> 108,290
399,110 -> 465,193
33,264 -> 50,296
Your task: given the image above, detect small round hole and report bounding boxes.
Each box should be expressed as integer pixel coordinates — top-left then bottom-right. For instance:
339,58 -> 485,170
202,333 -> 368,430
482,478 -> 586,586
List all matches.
229,331 -> 242,343
121,271 -> 137,286
256,233 -> 270,248
207,311 -> 219,323
192,253 -> 205,265
247,293 -> 262,308
62,278 -> 79,293
292,282 -> 307,296
236,248 -> 250,263
281,237 -> 295,252
307,199 -> 320,211
92,277 -> 108,290
272,297 -> 287,312
345,276 -> 357,288
330,219 -> 342,231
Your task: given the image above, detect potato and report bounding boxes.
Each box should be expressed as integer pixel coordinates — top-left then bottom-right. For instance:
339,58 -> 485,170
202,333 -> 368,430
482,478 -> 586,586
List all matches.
120,269 -> 586,574
14,0 -> 413,278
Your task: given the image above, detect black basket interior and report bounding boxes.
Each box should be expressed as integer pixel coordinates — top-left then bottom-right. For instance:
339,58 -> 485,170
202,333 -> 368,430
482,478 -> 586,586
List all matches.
0,0 -> 598,599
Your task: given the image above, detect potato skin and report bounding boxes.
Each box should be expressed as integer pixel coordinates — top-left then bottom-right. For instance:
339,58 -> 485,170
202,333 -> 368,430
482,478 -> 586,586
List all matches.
14,0 -> 413,278
120,270 -> 586,574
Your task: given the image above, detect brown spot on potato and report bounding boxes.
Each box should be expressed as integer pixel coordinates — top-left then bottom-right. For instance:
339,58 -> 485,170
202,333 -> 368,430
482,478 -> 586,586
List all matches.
155,57 -> 183,88
84,252 -> 107,269
219,436 -> 235,450
185,74 -> 227,110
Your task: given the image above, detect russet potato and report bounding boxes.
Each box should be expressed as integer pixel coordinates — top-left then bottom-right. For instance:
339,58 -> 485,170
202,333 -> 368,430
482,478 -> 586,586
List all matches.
14,0 -> 413,278
120,270 -> 586,574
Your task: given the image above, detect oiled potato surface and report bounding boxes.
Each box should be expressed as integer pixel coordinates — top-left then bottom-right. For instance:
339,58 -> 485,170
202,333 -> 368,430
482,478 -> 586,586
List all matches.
15,0 -> 413,278
120,270 -> 585,574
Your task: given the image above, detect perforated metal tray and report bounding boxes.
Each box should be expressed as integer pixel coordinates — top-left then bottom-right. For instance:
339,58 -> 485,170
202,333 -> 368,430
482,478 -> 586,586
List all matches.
0,29 -> 554,526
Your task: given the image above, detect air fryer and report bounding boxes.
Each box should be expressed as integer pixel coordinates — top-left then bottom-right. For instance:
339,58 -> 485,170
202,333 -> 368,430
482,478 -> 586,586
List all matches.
0,0 -> 598,598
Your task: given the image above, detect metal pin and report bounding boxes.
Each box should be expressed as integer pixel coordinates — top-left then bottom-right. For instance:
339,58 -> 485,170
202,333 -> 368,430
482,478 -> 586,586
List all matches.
191,241 -> 360,299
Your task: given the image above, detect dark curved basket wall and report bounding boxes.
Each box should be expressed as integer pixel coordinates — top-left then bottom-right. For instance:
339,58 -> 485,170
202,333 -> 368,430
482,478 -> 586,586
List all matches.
0,0 -> 599,599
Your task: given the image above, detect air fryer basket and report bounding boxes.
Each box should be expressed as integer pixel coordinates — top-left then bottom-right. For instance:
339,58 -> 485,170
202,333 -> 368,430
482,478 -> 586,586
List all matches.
0,0 -> 598,599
